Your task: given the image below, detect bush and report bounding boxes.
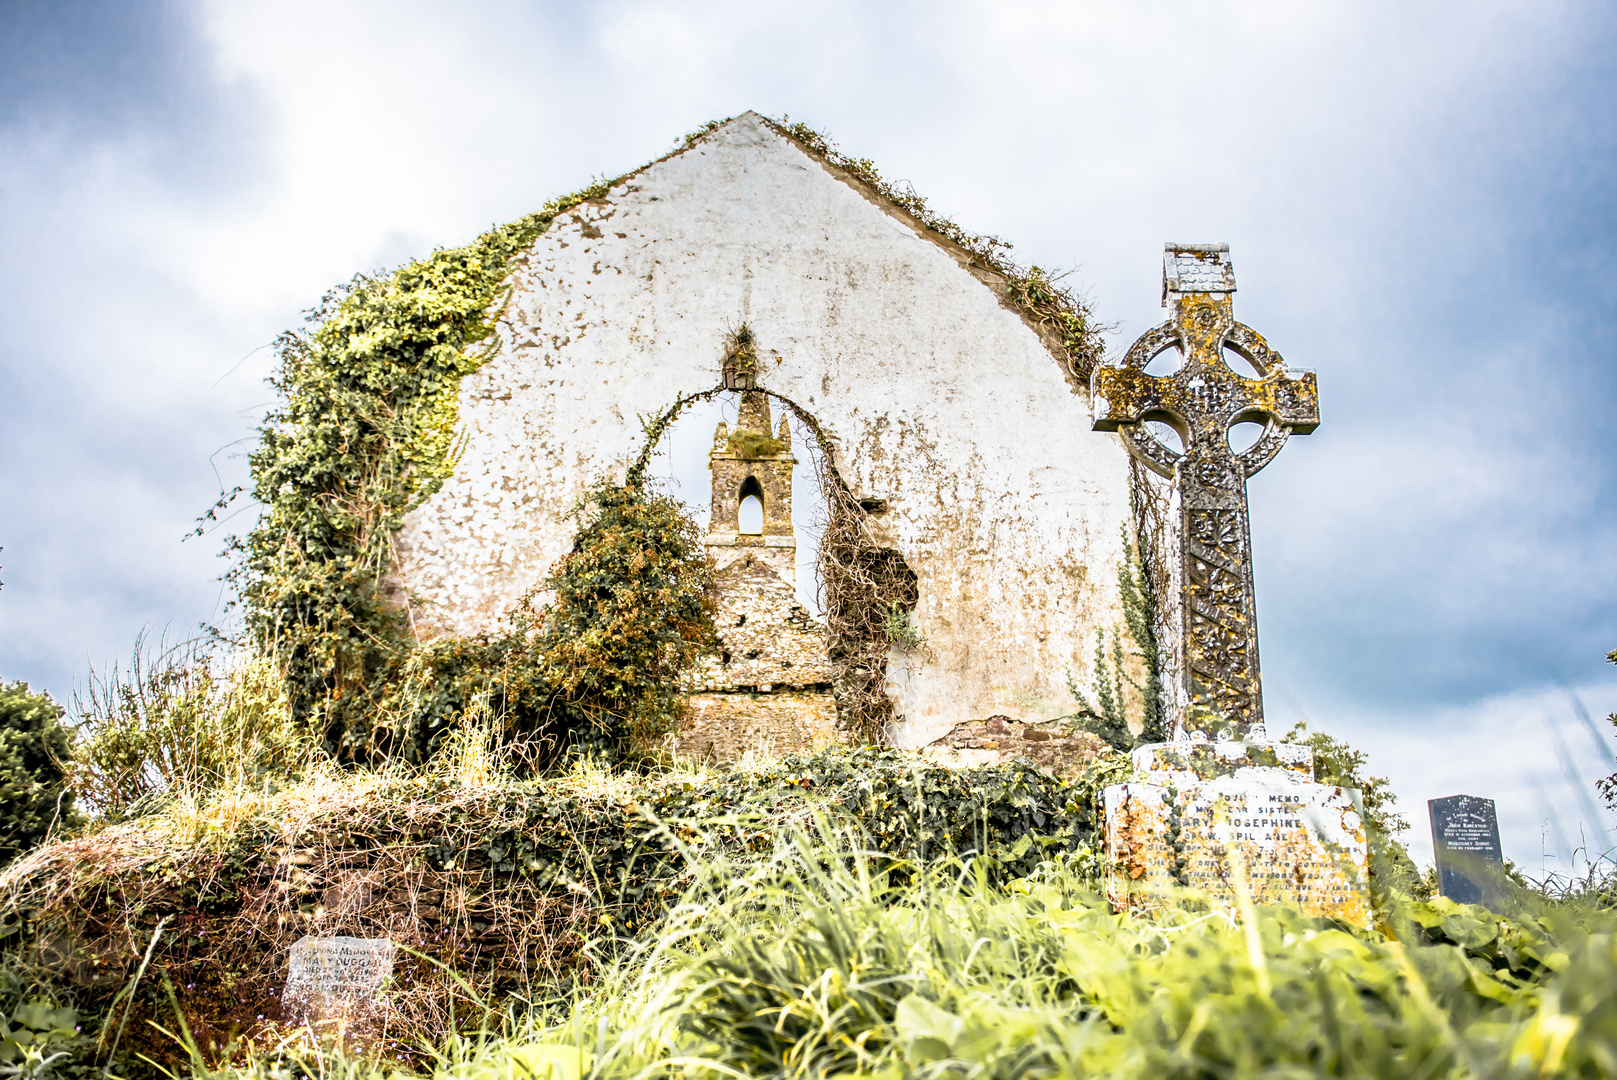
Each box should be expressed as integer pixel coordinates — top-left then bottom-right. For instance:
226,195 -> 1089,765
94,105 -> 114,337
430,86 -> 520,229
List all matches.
0,746 -> 1111,1073
532,483 -> 717,756
388,483 -> 717,769
67,636 -> 313,817
0,682 -> 74,866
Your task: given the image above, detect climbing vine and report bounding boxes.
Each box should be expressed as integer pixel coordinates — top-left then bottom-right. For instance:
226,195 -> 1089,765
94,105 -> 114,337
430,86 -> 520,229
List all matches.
221,117 -> 1112,763
1071,526 -> 1168,750
222,177 -> 643,761
629,373 -> 916,745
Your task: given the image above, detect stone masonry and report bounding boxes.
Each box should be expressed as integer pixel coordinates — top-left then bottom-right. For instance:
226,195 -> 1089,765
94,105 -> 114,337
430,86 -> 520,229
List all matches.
675,392 -> 839,762
389,113 -> 1137,749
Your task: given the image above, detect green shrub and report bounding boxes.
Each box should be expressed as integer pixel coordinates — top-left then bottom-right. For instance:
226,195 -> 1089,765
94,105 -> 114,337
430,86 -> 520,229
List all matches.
226,183 -> 627,760
0,963 -> 91,1080
0,745 -> 1112,1074
0,682 -> 74,866
533,483 -> 717,756
387,483 -> 717,768
66,638 -> 312,817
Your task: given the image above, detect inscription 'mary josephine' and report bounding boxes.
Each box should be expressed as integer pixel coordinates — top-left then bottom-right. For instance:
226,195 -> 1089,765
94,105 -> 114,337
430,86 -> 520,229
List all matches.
1093,244 -> 1319,734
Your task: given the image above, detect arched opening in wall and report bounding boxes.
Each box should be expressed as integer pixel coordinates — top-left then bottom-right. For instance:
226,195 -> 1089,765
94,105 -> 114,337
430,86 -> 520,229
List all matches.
635,390 -> 828,618
737,476 -> 764,533
633,382 -> 918,743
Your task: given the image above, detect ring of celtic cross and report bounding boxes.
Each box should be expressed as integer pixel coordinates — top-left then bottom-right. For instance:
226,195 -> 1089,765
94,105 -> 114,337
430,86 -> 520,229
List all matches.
1094,300 -> 1318,481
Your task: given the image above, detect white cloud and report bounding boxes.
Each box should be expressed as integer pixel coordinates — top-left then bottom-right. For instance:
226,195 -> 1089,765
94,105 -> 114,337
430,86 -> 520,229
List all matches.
0,1 -> 1612,852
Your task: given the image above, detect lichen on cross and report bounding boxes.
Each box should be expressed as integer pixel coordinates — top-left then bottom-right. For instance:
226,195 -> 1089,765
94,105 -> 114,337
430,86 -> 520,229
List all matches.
1092,244 -> 1319,737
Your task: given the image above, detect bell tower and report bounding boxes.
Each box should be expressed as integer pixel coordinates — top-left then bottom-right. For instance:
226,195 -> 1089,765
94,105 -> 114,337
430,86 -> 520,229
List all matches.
708,391 -> 797,583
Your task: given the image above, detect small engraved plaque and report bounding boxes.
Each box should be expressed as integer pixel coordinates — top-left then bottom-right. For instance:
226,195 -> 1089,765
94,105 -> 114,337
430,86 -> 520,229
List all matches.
282,936 -> 394,1030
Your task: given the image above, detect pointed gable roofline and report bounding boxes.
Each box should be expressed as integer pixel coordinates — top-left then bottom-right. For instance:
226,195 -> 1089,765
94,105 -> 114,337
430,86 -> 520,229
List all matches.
752,115 -> 1107,393
540,112 -> 1107,394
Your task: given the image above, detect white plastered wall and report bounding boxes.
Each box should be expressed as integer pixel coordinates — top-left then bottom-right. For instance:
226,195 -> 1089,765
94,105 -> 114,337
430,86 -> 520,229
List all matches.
391,113 -> 1136,747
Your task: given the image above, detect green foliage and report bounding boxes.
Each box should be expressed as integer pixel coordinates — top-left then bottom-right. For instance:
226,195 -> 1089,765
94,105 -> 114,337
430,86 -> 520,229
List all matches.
1282,719 -> 1425,896
384,483 -> 717,767
227,181 -> 620,758
1598,648 -> 1617,811
724,430 -> 785,458
533,484 -> 717,755
0,979 -> 89,1080
66,640 -> 309,818
882,604 -> 926,650
0,748 -> 1112,1073
1071,530 -> 1166,751
1281,719 -> 1408,840
0,682 -> 73,866
524,831 -> 1617,1080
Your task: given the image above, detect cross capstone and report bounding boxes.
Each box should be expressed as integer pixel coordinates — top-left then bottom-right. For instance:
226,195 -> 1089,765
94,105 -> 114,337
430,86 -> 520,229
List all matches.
1093,244 -> 1319,736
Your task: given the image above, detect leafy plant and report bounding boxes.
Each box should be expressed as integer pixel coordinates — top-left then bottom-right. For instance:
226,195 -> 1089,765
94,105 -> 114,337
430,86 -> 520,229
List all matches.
533,483 -> 717,756
882,604 -> 925,650
66,637 -> 310,818
0,1001 -> 84,1080
549,827 -> 1617,1080
0,746 -> 1112,1074
0,682 -> 74,866
1281,718 -> 1423,895
0,967 -> 91,1080
1598,648 -> 1617,811
223,181 -> 626,761
1071,529 -> 1166,751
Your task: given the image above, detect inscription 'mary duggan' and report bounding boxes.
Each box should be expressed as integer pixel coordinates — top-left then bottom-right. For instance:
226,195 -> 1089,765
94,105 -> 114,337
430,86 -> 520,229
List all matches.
282,936 -> 394,1032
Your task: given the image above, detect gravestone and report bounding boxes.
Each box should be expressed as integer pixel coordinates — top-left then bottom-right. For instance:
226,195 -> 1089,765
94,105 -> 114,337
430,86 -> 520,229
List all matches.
1429,794 -> 1507,909
1095,246 -> 1369,923
1093,243 -> 1319,734
282,936 -> 394,1035
1106,740 -> 1369,922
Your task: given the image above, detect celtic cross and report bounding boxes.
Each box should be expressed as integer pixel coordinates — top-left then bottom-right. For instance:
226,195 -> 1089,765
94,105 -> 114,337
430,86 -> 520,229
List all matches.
1092,244 -> 1319,737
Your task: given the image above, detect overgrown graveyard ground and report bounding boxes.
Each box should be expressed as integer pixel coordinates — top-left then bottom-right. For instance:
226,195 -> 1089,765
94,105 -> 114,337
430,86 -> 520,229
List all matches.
2,708 -> 1616,1080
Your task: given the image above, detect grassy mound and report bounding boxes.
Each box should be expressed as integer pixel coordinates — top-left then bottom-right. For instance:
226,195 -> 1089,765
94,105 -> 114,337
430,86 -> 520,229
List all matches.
311,828 -> 1616,1079
0,748 -> 1109,1073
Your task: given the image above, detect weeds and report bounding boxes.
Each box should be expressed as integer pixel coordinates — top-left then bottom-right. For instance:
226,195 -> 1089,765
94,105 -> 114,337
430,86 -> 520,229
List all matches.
67,635 -> 312,819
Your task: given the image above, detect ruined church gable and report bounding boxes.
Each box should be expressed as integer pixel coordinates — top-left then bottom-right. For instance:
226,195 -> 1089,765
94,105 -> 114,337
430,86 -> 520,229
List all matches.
392,112 -> 1137,747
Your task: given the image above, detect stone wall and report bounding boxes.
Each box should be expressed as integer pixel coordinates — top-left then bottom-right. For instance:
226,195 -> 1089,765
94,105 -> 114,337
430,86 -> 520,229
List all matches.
390,112 -> 1136,747
676,691 -> 840,762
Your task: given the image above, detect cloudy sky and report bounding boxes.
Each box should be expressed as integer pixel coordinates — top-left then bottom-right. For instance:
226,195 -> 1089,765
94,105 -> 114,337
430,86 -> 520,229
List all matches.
2,0 -> 1613,870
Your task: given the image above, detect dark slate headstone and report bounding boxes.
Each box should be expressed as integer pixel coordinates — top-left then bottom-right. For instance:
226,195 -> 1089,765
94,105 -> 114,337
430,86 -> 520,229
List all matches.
1428,795 -> 1506,910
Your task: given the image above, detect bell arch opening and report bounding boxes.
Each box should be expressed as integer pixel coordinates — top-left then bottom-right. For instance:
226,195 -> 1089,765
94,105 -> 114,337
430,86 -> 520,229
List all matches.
632,382 -> 919,743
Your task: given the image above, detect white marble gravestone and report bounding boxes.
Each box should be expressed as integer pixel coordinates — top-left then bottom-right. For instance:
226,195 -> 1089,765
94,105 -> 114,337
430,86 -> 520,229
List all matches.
282,936 -> 395,1032
1105,739 -> 1371,925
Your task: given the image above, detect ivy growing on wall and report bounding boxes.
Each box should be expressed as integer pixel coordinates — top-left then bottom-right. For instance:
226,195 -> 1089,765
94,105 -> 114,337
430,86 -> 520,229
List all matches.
221,115 -> 1119,763
219,177 -> 697,763
1070,527 -> 1168,750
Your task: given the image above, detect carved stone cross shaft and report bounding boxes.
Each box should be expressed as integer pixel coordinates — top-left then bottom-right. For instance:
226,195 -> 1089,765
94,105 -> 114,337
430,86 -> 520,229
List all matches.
1092,244 -> 1319,736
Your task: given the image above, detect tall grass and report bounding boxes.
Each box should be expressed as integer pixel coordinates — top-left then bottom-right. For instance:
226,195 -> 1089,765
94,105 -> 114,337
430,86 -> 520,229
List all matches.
67,632 -> 318,818
124,814 -> 1617,1079
465,821 -> 1615,1080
